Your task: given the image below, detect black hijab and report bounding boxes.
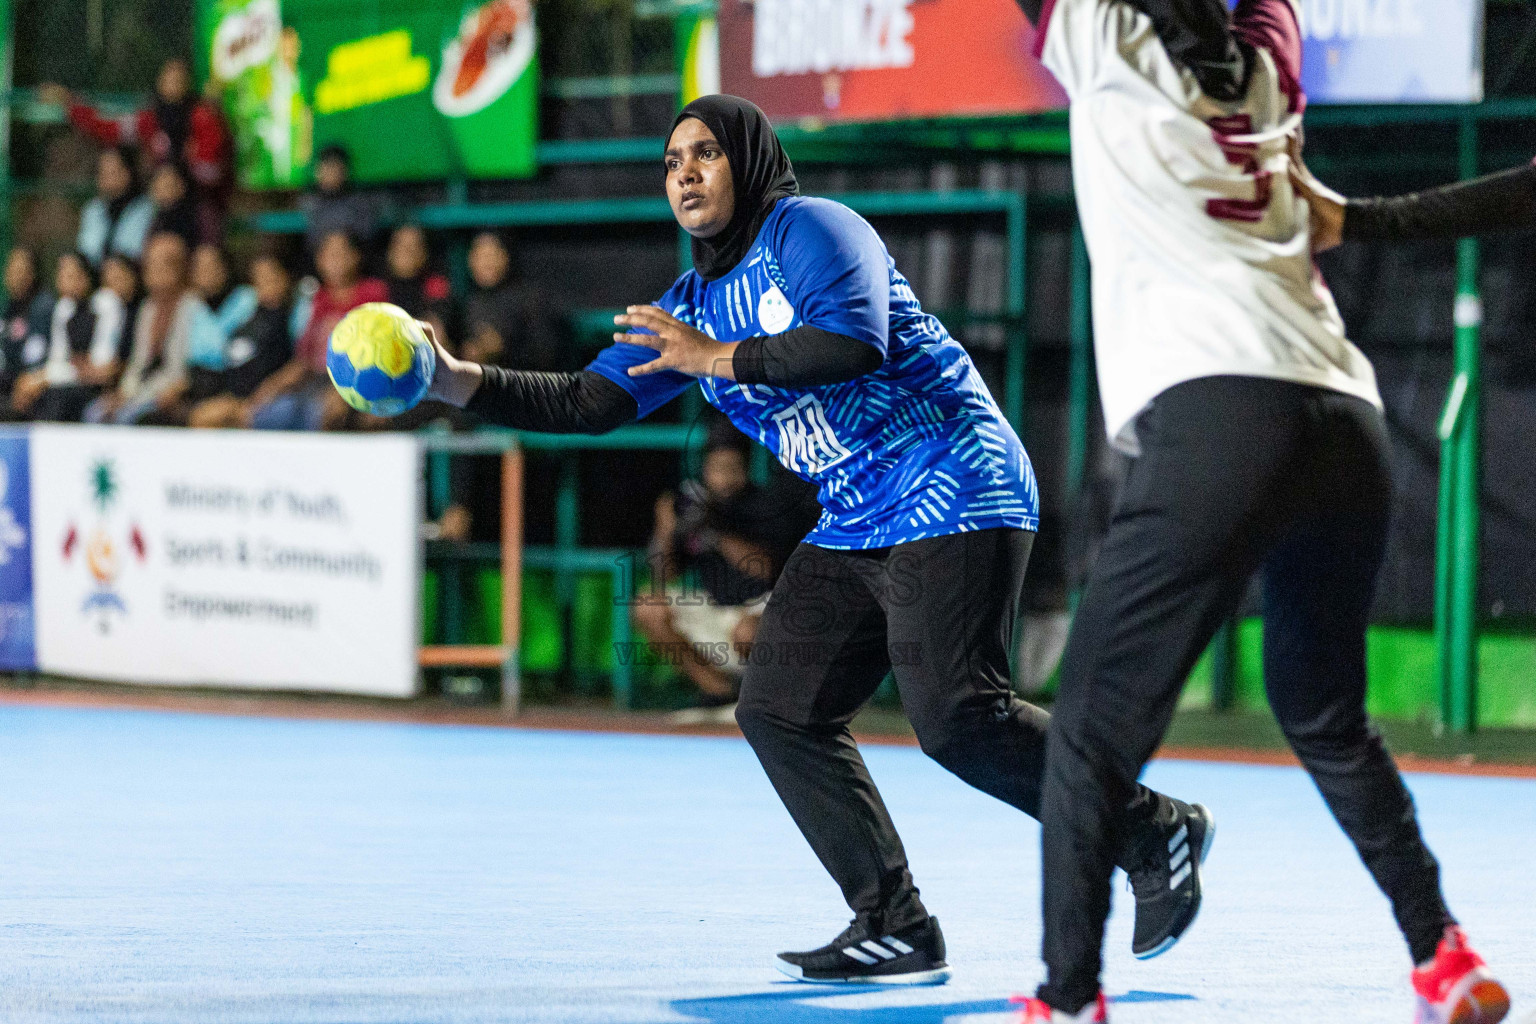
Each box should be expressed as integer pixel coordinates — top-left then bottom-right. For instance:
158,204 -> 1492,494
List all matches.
670,95 -> 798,282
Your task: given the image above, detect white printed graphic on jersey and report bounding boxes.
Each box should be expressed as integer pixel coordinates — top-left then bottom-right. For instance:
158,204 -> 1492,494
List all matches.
773,394 -> 853,474
757,284 -> 795,335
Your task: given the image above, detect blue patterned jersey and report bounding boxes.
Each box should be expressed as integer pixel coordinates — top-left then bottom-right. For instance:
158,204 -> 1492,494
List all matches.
588,196 -> 1038,550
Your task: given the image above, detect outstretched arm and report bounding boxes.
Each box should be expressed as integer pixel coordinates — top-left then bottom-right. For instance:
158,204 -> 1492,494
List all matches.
424,324 -> 638,434
1289,149 -> 1536,250
1345,165 -> 1536,244
36,84 -> 138,147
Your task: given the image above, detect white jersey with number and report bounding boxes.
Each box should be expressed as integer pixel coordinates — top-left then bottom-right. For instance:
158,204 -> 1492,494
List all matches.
1035,0 -> 1381,453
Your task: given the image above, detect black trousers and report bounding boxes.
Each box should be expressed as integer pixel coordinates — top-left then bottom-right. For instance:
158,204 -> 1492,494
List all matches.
1039,376 -> 1454,1012
736,527 -> 1161,932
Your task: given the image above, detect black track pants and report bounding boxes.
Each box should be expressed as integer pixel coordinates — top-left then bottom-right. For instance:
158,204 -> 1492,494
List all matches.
735,527 -> 1162,932
1038,376 -> 1455,1013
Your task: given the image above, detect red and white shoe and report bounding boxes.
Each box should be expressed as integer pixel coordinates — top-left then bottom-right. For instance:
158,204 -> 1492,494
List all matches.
1013,992 -> 1109,1023
1411,926 -> 1509,1024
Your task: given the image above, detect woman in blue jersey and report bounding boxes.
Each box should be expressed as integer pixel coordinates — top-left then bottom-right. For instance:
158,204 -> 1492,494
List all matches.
425,95 -> 1206,983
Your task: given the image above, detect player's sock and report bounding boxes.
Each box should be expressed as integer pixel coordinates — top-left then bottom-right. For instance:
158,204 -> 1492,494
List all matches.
1411,925 -> 1509,1024
774,915 -> 950,985
1124,798 -> 1215,959
1013,992 -> 1108,1023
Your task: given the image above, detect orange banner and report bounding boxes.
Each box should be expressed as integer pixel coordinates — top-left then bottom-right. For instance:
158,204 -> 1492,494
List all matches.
718,0 -> 1066,123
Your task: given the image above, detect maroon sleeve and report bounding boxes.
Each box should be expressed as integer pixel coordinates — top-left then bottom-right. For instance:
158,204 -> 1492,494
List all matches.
1029,0 -> 1060,57
67,101 -> 131,146
186,104 -> 232,188
1231,0 -> 1304,112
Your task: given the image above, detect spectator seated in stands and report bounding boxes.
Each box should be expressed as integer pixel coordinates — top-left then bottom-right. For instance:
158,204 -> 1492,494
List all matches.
99,253 -> 142,362
4,247 -> 49,338
299,145 -> 380,262
462,230 -> 556,369
182,244 -> 252,410
191,243 -> 257,343
86,232 -> 218,426
188,249 -> 304,429
353,222 -> 456,433
77,145 -> 154,268
384,223 -> 452,341
11,252 -> 128,422
246,229 -> 384,431
146,162 -> 200,251
43,58 -> 231,241
632,431 -> 799,724
1,246 -> 54,418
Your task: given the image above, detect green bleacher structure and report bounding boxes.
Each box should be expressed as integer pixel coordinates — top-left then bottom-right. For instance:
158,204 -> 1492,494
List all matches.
6,68 -> 1535,727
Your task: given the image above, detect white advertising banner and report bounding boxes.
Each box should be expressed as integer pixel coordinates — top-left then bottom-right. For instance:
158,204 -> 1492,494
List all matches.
29,425 -> 420,696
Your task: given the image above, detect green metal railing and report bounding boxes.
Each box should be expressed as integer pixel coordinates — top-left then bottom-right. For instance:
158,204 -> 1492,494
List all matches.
2,28 -> 1522,718
247,187 -> 1035,433
419,426 -> 697,711
258,154 -> 1499,724
1436,115 -> 1484,734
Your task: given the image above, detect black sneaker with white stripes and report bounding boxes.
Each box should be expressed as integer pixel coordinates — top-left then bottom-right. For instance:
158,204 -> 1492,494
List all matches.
1126,799 -> 1216,959
775,915 -> 951,985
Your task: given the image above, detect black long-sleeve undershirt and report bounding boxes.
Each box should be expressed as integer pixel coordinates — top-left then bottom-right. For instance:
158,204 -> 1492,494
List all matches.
465,367 -> 638,433
1343,163 -> 1536,243
733,325 -> 883,388
462,326 -> 880,433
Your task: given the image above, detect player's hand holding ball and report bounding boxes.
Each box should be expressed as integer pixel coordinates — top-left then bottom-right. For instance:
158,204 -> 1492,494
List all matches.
615,305 -> 738,380
327,302 -> 436,417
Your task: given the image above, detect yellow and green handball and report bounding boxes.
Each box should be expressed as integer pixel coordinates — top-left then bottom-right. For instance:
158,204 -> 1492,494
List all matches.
326,302 -> 437,417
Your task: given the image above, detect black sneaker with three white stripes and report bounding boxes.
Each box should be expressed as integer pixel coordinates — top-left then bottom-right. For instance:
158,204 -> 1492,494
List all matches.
774,915 -> 950,985
1126,798 -> 1216,960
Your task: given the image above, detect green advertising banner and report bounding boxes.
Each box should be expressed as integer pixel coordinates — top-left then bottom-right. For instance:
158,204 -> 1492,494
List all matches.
196,0 -> 538,189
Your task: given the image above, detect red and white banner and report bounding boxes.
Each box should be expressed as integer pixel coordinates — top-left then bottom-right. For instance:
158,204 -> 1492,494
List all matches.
718,0 -> 1066,123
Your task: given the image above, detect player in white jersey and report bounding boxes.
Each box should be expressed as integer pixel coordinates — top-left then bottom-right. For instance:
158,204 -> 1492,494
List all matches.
1038,0 -> 1379,453
1006,0 -> 1512,1020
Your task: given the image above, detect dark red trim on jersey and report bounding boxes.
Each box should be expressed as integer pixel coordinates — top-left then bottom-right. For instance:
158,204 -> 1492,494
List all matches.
1207,114 -> 1274,222
1207,186 -> 1272,223
1231,0 -> 1306,113
1031,0 -> 1061,58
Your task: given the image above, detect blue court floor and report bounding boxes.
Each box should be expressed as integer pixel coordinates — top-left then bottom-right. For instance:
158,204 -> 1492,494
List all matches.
1,703 -> 1532,1024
